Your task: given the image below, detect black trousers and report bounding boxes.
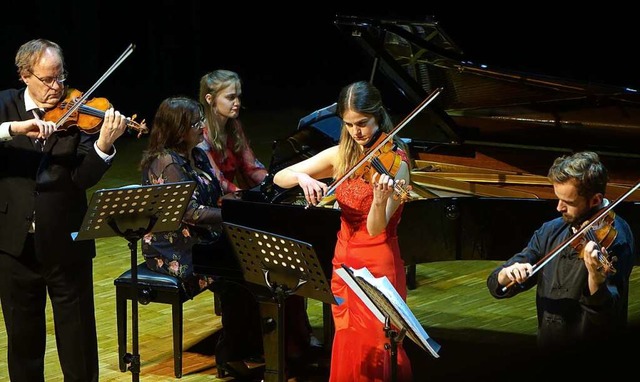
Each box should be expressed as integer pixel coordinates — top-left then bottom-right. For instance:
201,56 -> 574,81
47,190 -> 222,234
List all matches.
213,281 -> 312,364
0,234 -> 98,382
213,279 -> 264,364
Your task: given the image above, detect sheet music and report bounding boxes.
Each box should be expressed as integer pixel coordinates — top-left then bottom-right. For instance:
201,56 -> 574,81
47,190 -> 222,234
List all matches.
335,265 -> 441,358
335,266 -> 386,322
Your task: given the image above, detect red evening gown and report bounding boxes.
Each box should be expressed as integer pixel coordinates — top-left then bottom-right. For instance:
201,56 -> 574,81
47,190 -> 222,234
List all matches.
329,172 -> 412,382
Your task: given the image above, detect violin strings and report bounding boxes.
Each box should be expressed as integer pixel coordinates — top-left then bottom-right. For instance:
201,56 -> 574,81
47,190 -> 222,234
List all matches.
76,104 -> 142,130
584,227 -> 611,270
78,104 -> 104,118
370,157 -> 409,198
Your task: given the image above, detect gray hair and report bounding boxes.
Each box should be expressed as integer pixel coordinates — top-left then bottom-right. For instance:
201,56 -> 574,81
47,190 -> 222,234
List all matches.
15,39 -> 64,79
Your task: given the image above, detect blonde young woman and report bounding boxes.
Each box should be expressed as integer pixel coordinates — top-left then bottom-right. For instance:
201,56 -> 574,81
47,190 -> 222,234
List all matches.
197,69 -> 267,193
198,70 -> 317,376
274,81 -> 413,382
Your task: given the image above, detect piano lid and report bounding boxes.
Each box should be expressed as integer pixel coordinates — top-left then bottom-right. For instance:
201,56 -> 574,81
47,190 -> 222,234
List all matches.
334,15 -> 640,159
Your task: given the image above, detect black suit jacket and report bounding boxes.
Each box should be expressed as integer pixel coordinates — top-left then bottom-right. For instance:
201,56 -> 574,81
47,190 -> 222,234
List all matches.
0,88 -> 111,258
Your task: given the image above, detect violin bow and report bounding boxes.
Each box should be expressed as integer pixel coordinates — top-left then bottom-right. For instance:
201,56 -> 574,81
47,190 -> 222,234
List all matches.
502,179 -> 640,292
315,87 -> 443,207
54,44 -> 135,129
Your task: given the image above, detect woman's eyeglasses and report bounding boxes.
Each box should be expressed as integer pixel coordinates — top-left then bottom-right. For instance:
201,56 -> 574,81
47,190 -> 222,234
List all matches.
191,117 -> 205,130
28,70 -> 68,89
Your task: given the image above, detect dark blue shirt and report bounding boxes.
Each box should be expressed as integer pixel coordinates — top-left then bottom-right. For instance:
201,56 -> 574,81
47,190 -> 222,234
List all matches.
487,212 -> 635,347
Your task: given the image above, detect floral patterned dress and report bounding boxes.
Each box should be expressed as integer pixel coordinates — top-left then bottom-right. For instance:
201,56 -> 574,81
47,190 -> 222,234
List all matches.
141,147 -> 223,299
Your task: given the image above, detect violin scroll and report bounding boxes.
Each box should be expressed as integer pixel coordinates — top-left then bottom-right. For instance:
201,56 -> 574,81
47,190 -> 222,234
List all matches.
126,114 -> 148,138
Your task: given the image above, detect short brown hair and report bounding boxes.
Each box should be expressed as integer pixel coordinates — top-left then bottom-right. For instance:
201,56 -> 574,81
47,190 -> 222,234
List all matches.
547,151 -> 608,197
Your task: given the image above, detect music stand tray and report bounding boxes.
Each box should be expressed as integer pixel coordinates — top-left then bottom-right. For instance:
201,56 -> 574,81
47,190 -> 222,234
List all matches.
74,181 -> 196,382
223,222 -> 336,382
74,181 -> 196,241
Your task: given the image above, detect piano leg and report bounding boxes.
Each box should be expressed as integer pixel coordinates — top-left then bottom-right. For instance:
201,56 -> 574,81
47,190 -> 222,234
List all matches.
322,303 -> 334,351
406,264 -> 417,290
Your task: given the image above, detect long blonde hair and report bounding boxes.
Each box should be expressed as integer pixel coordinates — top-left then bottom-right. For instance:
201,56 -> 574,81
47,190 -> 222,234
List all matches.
334,81 -> 409,178
198,70 -> 247,160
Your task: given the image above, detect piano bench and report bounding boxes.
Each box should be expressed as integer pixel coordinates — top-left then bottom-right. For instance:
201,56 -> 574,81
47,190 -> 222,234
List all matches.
114,262 -> 219,378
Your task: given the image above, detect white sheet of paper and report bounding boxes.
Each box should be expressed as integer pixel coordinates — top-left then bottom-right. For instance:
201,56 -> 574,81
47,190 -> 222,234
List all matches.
335,265 -> 441,358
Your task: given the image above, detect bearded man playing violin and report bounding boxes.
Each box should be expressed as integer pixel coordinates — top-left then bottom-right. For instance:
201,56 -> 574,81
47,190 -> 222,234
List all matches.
487,151 -> 635,356
0,38 -> 127,382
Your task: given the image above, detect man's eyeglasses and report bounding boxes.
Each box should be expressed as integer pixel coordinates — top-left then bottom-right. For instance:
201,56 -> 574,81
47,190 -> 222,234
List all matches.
28,70 -> 68,89
191,117 -> 205,130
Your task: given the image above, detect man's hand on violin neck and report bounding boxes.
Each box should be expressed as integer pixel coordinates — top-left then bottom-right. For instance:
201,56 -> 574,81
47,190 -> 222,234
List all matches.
96,108 -> 127,153
582,241 -> 610,278
585,245 -> 608,294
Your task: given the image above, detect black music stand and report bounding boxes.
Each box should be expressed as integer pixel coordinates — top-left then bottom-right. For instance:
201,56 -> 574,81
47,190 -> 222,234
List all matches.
74,181 -> 196,382
222,222 -> 336,382
335,264 -> 441,382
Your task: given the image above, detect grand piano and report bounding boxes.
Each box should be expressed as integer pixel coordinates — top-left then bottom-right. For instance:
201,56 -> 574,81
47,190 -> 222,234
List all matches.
228,14 -> 640,277
195,14 -> 640,379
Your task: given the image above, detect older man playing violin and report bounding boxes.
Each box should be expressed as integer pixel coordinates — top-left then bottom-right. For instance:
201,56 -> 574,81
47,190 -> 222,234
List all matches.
0,38 -> 127,382
487,151 -> 635,357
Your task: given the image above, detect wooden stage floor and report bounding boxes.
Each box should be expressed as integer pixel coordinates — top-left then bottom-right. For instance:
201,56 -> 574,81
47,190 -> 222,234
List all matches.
1,253 -> 639,381
1,120 -> 639,381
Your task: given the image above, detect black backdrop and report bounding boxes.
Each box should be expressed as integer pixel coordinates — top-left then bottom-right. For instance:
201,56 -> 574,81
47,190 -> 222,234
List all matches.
1,1 -> 636,125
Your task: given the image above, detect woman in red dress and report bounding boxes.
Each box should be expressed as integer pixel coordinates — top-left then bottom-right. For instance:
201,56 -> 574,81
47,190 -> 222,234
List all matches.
273,81 -> 413,381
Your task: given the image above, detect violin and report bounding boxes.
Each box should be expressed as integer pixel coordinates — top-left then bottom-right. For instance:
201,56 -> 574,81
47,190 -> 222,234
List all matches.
314,87 -> 443,208
44,88 -> 148,137
352,131 -> 413,203
570,210 -> 618,275
500,181 -> 640,293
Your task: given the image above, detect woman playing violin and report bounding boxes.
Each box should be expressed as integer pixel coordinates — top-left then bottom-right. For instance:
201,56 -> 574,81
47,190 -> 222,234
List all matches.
273,81 -> 413,381
0,38 -> 127,382
487,152 -> 635,353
